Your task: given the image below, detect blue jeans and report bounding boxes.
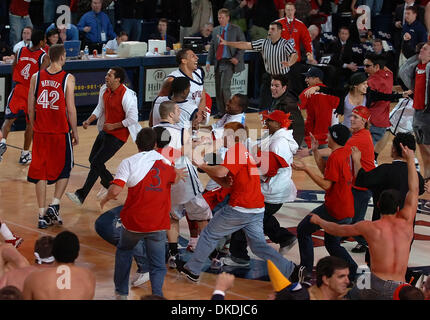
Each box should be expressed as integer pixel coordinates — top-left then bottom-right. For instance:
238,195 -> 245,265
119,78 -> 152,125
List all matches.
121,18 -> 142,41
94,205 -> 148,274
352,188 -> 372,246
115,226 -> 167,296
9,13 -> 32,47
297,204 -> 358,278
369,125 -> 387,146
184,205 -> 295,278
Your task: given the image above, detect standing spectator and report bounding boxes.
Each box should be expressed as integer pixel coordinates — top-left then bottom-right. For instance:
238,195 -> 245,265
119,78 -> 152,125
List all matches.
372,39 -> 396,76
119,0 -> 141,41
308,256 -> 350,300
149,18 -> 177,51
399,43 -> 430,211
298,67 -> 340,150
274,0 -> 286,18
401,6 -> 428,59
9,0 -> 33,47
206,8 -> 246,119
269,74 -> 305,146
13,26 -> 32,54
27,44 -> 78,229
276,2 -> 316,97
106,31 -> 128,54
65,67 -> 141,207
100,127 -> 186,299
292,124 -> 357,281
218,21 -> 297,111
77,0 -> 116,51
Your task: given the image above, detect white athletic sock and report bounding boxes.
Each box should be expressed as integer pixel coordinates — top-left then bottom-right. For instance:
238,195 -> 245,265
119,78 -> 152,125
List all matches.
51,198 -> 60,206
39,208 -> 45,218
0,223 -> 14,240
0,138 -> 6,144
22,150 -> 30,155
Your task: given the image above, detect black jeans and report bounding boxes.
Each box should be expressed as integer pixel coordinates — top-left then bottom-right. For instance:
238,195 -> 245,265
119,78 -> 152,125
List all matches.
76,131 -> 124,202
229,202 -> 296,261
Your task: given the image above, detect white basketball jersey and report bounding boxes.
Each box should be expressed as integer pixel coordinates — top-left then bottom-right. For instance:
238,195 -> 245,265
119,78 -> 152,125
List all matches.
168,68 -> 204,108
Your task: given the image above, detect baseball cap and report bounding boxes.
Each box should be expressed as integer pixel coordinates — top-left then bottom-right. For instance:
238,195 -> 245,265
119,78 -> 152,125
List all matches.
352,105 -> 371,121
261,110 -> 292,129
328,124 -> 351,146
302,66 -> 324,80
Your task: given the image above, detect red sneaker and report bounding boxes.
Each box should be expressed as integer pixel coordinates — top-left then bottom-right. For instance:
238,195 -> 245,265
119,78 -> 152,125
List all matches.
5,235 -> 23,248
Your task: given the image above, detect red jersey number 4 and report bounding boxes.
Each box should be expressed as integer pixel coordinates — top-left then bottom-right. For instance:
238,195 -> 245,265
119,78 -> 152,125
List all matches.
20,63 -> 31,80
37,89 -> 60,110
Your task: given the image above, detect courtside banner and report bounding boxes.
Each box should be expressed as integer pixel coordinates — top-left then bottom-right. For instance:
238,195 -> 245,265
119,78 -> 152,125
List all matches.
145,65 -> 248,102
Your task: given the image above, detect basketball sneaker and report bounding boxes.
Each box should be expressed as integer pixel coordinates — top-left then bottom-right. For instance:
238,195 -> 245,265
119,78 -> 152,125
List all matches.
177,264 -> 200,282
5,235 -> 23,248
220,256 -> 250,267
0,142 -> 6,162
38,215 -> 52,229
167,251 -> 179,269
66,192 -> 83,206
46,204 -> 63,225
19,151 -> 31,165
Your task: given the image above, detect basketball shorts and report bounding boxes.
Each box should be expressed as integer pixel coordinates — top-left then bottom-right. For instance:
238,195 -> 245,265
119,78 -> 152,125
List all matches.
171,193 -> 212,221
5,83 -> 29,121
28,132 -> 74,184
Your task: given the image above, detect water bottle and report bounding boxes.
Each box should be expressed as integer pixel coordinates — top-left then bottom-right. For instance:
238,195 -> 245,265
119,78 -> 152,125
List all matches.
84,45 -> 89,59
102,44 -> 106,58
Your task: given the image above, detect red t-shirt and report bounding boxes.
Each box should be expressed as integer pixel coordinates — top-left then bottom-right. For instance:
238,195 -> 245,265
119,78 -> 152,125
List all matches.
221,142 -> 265,209
275,17 -> 312,62
324,147 -> 354,220
413,63 -> 427,110
13,47 -> 46,87
274,0 -> 285,10
114,159 -> 176,233
344,128 -> 375,189
299,84 -> 340,147
103,84 -> 130,142
34,69 -> 70,134
367,68 -> 393,127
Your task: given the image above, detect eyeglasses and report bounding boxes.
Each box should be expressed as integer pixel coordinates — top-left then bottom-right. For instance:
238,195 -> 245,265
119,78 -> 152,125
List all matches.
364,64 -> 373,68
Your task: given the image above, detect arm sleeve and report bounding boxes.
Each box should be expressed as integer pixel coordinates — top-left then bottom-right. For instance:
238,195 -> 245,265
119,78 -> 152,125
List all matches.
114,159 -> 130,185
366,88 -> 402,105
121,89 -> 139,128
251,39 -> 264,52
354,166 -> 384,189
77,14 -> 87,32
91,85 -> 106,119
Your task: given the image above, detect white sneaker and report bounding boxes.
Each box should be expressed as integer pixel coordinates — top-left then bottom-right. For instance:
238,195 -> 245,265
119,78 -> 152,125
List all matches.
66,192 -> 83,206
19,151 -> 31,165
131,272 -> 150,287
96,186 -> 108,200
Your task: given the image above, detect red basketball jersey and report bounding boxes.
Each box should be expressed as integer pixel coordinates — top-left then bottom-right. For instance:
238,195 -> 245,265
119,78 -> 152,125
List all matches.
13,47 -> 46,87
34,69 -> 70,134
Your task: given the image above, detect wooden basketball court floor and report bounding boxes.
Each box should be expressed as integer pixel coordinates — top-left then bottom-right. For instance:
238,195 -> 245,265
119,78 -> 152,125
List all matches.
0,112 -> 429,300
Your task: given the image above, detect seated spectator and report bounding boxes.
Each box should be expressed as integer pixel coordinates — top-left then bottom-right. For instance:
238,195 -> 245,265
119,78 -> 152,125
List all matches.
326,26 -> 358,86
46,21 -> 79,42
149,18 -> 176,51
307,24 -> 321,63
0,286 -> 23,300
106,31 -> 128,54
22,231 -> 96,300
0,236 -> 55,291
191,23 -> 213,48
401,6 -> 428,59
308,256 -> 350,300
46,28 -> 62,48
77,0 -> 116,52
13,26 -> 32,54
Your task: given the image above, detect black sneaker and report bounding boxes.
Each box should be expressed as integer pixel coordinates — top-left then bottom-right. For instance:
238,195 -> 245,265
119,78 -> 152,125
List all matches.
177,264 -> 200,282
46,204 -> 63,225
351,244 -> 367,253
279,236 -> 298,255
290,264 -> 308,283
38,215 -> 52,229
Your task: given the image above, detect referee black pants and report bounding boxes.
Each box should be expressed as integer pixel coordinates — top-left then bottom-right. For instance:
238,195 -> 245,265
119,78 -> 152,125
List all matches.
229,202 -> 296,261
76,131 -> 124,203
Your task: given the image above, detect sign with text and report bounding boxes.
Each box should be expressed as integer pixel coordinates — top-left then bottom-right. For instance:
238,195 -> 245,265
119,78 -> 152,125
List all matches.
145,64 -> 249,102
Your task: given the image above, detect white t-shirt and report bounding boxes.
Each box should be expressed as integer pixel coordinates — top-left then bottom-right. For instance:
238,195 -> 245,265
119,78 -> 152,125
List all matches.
106,38 -> 119,52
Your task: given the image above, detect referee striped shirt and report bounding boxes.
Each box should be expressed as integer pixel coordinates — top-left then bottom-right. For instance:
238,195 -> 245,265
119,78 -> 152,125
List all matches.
251,37 -> 296,75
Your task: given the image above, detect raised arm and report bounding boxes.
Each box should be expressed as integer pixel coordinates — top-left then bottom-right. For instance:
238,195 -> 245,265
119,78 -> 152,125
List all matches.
397,144 -> 419,223
218,35 -> 252,50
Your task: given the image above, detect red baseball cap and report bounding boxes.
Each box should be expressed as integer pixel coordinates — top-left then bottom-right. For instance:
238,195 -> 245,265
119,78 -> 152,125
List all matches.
261,110 -> 292,129
352,105 -> 371,121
